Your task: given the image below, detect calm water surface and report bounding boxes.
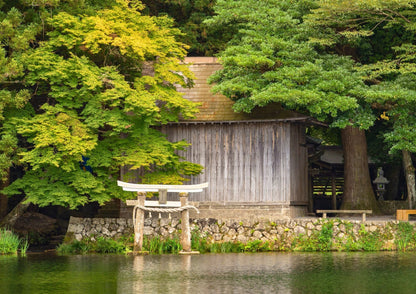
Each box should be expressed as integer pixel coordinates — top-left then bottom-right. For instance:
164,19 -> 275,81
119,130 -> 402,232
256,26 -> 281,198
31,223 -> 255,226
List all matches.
1,252 -> 416,293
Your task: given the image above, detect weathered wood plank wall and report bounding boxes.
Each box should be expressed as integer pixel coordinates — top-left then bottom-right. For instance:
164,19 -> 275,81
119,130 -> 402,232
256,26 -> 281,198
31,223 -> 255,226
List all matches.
162,121 -> 308,203
290,124 -> 308,204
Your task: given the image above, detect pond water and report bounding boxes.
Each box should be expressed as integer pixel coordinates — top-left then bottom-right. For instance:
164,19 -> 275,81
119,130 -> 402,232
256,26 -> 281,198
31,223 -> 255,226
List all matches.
1,252 -> 416,293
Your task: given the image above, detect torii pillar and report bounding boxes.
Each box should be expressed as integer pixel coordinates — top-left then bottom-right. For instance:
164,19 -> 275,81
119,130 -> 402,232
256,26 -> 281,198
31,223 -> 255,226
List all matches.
133,192 -> 146,253
179,192 -> 191,252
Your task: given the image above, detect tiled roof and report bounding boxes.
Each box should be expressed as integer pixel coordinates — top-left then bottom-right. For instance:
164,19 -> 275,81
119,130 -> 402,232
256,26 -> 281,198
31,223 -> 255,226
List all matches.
179,57 -> 303,122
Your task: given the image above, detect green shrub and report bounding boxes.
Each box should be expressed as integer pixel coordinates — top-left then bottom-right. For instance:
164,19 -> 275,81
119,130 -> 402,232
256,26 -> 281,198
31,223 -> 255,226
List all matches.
216,241 -> 242,253
243,240 -> 272,252
143,236 -> 162,254
57,240 -> 92,254
356,225 -> 383,251
318,222 -> 333,251
209,242 -> 222,253
56,243 -> 75,254
95,237 -> 127,254
0,228 -> 28,255
292,232 -> 319,252
57,237 -> 130,255
161,236 -> 181,253
191,228 -> 210,253
209,242 -> 242,253
343,235 -> 361,251
143,235 -> 182,254
292,221 -> 334,252
395,222 -> 415,251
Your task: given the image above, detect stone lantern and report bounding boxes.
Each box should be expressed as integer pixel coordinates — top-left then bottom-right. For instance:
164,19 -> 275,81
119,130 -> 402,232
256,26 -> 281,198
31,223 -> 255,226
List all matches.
373,167 -> 389,200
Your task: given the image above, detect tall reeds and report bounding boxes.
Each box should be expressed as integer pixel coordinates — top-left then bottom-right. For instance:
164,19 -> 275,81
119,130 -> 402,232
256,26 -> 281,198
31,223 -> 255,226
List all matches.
0,228 -> 28,255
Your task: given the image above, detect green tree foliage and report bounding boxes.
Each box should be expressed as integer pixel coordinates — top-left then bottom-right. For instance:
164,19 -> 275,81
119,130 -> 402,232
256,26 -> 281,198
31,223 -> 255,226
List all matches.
0,0 -> 202,209
307,0 -> 416,154
140,0 -> 229,56
207,0 -> 370,128
307,0 -> 416,206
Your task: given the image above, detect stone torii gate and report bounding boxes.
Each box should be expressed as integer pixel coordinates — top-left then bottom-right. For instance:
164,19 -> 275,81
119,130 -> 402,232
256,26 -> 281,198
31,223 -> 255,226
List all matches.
117,181 -> 209,254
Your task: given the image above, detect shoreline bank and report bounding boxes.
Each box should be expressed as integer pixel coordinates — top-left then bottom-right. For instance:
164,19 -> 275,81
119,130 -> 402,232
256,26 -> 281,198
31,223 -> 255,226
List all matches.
65,215 -> 416,252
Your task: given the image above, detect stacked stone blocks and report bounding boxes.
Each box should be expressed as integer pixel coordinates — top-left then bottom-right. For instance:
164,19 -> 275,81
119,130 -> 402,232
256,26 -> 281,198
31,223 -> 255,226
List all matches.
67,216 -> 403,250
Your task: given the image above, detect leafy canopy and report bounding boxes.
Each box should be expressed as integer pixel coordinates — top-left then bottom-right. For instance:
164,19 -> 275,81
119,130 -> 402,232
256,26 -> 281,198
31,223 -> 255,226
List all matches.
207,0 -> 373,129
208,0 -> 416,155
307,0 -> 416,154
0,0 -> 202,208
140,0 -> 229,56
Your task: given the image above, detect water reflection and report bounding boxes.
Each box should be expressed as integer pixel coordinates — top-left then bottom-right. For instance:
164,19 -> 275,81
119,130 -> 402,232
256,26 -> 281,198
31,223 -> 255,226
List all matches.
0,253 -> 120,294
2,252 -> 416,293
131,255 -> 144,293
118,253 -> 300,293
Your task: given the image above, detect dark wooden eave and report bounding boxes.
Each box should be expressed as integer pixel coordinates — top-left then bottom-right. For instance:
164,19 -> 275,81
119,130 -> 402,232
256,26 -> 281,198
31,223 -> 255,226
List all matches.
168,116 -> 328,127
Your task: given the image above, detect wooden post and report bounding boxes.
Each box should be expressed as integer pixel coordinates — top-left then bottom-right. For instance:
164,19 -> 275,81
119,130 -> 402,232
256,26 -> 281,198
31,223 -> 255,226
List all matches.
331,170 -> 337,210
308,174 -> 314,213
159,189 -> 167,204
179,192 -> 191,252
134,192 -> 146,252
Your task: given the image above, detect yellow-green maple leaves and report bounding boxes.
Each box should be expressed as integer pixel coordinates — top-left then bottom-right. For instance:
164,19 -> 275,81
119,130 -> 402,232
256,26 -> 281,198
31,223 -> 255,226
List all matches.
0,0 -> 201,208
16,106 -> 97,172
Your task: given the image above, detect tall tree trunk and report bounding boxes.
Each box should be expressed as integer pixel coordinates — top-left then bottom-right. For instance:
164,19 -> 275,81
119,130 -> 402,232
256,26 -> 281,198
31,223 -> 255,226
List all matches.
340,126 -> 380,213
402,150 -> 416,209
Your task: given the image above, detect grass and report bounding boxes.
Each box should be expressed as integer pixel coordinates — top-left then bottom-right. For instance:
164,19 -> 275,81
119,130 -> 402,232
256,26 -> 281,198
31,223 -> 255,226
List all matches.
56,232 -> 273,255
0,228 -> 29,255
57,237 -> 129,254
143,235 -> 182,254
57,234 -> 183,255
395,222 -> 416,251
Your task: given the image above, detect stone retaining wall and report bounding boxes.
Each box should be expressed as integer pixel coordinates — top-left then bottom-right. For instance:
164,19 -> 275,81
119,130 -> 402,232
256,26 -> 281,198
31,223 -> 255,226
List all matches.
66,216 -> 408,250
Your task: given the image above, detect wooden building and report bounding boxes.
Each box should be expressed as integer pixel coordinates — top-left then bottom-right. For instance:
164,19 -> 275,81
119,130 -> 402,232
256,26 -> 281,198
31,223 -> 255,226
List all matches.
156,57 -> 319,219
